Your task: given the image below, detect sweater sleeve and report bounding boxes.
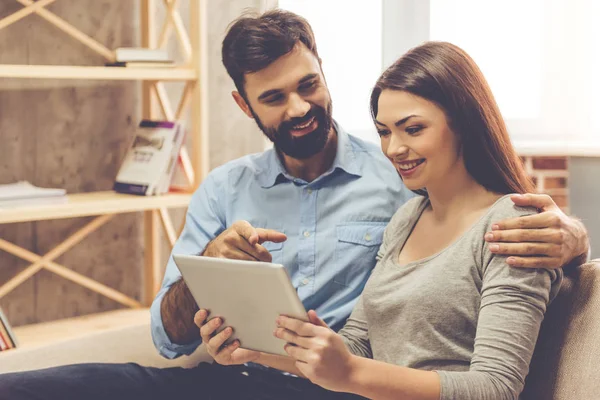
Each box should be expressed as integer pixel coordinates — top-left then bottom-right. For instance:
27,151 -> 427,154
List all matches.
338,294 -> 372,359
437,202 -> 562,400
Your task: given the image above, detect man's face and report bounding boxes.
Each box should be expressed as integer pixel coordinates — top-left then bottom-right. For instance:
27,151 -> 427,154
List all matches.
240,44 -> 333,160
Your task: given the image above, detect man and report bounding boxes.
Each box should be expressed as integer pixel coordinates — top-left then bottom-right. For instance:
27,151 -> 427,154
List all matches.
0,9 -> 589,400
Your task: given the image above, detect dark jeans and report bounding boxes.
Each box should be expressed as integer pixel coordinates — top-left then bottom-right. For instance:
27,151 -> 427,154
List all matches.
0,362 -> 366,400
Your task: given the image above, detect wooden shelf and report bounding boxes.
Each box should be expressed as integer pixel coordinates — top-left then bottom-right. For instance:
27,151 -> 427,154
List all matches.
0,191 -> 192,224
12,308 -> 150,349
0,65 -> 197,81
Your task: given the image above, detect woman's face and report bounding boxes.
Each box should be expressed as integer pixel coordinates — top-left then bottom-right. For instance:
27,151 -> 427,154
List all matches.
375,90 -> 462,192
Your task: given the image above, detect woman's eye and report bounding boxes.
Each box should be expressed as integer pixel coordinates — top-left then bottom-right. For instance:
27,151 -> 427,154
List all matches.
406,126 -> 423,135
377,130 -> 391,137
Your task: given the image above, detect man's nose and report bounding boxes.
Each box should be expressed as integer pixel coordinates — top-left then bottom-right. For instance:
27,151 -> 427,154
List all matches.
286,92 -> 311,119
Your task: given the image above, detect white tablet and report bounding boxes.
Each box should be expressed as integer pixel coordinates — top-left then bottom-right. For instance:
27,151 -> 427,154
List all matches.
173,254 -> 308,356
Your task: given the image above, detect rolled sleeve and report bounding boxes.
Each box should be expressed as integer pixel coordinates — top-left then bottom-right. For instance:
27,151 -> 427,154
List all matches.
150,173 -> 226,359
150,286 -> 202,359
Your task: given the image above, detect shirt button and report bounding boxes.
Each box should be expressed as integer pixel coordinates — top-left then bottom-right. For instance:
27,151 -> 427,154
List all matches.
364,233 -> 372,242
306,188 -> 313,194
303,231 -> 311,238
301,278 -> 310,285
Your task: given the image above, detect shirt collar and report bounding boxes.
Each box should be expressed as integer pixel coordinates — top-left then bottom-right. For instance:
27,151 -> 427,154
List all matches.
258,120 -> 362,188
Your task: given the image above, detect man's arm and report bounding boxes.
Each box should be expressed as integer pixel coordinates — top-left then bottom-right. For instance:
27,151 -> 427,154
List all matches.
159,221 -> 287,346
161,279 -> 200,345
150,175 -> 227,358
485,193 -> 590,269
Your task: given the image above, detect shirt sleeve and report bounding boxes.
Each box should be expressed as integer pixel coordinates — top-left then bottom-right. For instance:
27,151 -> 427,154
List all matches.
150,173 -> 227,359
437,237 -> 562,399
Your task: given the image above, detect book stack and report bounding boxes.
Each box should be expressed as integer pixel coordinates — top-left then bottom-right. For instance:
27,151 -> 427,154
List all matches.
0,181 -> 67,208
114,120 -> 186,196
106,47 -> 175,68
0,307 -> 18,351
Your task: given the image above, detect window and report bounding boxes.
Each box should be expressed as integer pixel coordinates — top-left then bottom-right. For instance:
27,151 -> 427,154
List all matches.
279,1 -> 600,145
387,0 -> 600,144
430,0 -> 543,120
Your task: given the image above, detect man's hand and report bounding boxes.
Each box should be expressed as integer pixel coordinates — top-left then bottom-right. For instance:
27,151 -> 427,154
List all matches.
195,309 -> 260,365
203,220 -> 287,262
485,193 -> 589,269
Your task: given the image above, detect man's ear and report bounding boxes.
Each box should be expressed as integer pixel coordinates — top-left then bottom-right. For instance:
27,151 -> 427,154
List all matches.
232,91 -> 254,119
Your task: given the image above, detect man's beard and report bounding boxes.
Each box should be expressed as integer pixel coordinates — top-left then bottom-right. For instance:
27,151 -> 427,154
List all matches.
251,102 -> 333,160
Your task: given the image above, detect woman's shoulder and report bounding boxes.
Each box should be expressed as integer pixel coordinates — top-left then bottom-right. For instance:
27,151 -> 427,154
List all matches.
479,194 -> 537,229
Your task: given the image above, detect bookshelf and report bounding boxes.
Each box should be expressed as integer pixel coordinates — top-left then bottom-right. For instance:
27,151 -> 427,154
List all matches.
0,192 -> 192,225
0,0 -> 209,352
0,65 -> 197,81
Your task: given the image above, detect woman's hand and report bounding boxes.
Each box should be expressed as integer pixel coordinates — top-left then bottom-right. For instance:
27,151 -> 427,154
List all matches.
274,310 -> 357,392
195,309 -> 260,365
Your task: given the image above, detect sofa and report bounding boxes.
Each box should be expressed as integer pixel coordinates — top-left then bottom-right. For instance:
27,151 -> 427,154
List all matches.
1,260 -> 599,399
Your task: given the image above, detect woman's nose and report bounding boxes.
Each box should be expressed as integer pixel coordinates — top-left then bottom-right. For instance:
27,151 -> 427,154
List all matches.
386,134 -> 409,159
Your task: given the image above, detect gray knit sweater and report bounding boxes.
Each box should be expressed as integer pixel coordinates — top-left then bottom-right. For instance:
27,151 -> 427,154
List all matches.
339,195 -> 562,400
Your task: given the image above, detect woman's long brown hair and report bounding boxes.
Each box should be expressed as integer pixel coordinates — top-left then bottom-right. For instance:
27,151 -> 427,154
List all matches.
370,41 -> 534,195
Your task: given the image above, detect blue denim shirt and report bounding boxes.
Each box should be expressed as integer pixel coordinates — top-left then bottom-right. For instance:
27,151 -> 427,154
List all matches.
150,122 -> 415,359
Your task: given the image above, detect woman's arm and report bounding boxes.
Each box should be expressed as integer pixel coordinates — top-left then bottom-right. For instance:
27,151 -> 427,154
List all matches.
345,356 -> 440,400
433,253 -> 559,399
277,255 -> 559,400
276,312 -> 441,399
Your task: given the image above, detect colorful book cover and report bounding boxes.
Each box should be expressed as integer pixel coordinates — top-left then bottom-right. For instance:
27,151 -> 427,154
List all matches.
114,120 -> 185,196
0,307 -> 18,348
0,321 -> 13,349
0,331 -> 7,351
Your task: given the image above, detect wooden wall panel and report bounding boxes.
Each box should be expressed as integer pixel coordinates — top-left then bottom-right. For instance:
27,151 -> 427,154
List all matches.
0,92 -> 37,327
0,0 -> 273,327
0,1 -> 142,326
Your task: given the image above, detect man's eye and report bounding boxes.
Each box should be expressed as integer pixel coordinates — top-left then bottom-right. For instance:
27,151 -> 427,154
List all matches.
298,81 -> 316,92
265,94 -> 284,104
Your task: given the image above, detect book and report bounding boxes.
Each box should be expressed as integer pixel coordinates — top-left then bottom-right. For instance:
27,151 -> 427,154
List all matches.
0,181 -> 66,201
0,195 -> 68,209
0,307 -> 17,348
0,181 -> 67,208
0,322 -> 12,350
0,332 -> 7,351
115,47 -> 171,63
106,61 -> 175,68
113,120 -> 185,196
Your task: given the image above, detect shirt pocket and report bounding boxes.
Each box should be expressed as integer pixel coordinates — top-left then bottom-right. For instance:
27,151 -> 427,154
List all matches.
334,222 -> 386,287
262,239 -> 284,265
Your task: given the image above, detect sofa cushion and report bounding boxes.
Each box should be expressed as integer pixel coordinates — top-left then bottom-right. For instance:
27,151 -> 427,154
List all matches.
0,322 -> 211,374
522,259 -> 600,399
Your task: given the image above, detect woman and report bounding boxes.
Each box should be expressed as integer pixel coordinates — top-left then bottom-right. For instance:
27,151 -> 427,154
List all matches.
270,41 -> 562,399
199,41 -> 562,399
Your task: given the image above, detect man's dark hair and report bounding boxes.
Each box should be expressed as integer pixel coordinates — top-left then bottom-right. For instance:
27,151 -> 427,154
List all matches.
222,9 -> 319,99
